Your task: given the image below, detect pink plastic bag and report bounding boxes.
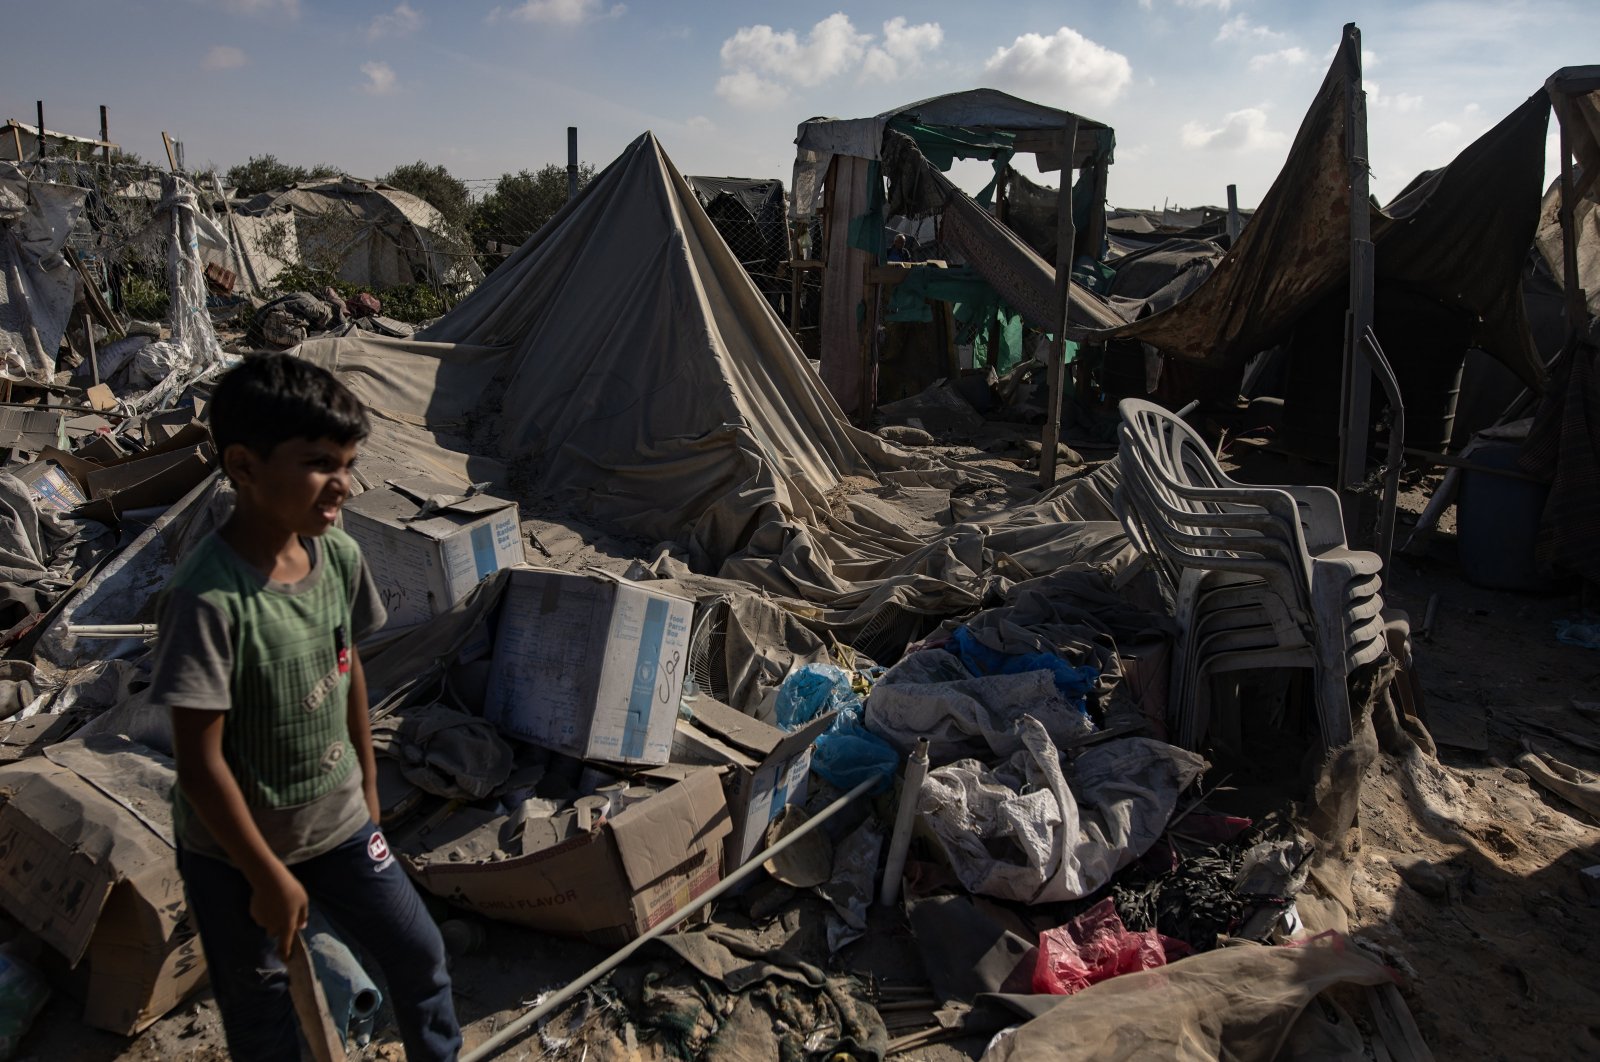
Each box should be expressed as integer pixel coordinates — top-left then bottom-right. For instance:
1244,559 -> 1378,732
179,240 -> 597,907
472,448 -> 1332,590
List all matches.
1032,899 -> 1190,995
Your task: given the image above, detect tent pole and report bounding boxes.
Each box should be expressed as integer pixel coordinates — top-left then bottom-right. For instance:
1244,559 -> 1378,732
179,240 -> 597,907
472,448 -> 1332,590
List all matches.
1225,184 -> 1241,243
1041,116 -> 1079,490
1553,92 -> 1584,340
1337,23 -> 1375,514
35,101 -> 45,161
567,126 -> 579,202
100,105 -> 110,167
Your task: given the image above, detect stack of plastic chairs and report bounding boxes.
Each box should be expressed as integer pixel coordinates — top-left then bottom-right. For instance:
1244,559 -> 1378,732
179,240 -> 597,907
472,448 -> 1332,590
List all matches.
1112,399 -> 1389,752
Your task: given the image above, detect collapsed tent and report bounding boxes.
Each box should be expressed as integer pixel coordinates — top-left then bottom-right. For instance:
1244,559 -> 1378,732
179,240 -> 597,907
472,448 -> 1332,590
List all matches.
231,177 -> 480,291
1091,34 -> 1551,393
0,162 -> 85,378
279,132 -> 1131,653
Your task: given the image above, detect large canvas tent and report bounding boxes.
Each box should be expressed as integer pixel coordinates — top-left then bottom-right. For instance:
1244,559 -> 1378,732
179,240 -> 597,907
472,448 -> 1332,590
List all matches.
232,177 -> 480,291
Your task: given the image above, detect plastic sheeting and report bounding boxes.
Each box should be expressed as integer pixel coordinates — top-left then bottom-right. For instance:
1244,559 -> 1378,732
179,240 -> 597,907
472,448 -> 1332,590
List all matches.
0,163 -> 84,378
918,717 -> 1205,904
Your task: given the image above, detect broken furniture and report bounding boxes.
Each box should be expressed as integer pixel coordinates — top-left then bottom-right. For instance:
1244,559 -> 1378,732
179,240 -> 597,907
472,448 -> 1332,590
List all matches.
1113,398 -> 1387,752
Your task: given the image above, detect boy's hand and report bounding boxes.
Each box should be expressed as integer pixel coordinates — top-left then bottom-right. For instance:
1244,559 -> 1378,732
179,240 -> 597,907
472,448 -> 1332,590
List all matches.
249,863 -> 310,961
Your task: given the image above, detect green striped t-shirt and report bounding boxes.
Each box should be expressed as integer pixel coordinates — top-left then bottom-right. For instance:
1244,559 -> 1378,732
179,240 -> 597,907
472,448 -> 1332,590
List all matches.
152,526 -> 387,864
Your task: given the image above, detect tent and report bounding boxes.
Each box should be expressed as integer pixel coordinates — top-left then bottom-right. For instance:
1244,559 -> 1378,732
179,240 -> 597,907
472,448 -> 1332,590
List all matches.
232,177 -> 480,291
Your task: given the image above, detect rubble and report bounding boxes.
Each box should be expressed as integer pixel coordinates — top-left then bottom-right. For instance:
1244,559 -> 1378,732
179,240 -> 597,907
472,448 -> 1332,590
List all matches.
0,29 -> 1593,1062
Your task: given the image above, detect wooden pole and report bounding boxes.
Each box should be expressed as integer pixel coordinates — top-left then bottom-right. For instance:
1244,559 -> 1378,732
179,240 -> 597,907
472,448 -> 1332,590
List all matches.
100,105 -> 110,167
161,131 -> 177,173
1336,23 -> 1375,503
1225,184 -> 1241,243
1040,116 -> 1080,490
9,126 -> 21,163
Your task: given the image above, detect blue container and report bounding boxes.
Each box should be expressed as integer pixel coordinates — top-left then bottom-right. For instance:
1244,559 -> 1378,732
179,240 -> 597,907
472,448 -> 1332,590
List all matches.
1456,442 -> 1550,591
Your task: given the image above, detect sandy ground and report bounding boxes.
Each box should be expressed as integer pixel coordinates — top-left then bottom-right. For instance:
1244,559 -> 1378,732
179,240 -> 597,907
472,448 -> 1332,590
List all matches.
15,432 -> 1600,1062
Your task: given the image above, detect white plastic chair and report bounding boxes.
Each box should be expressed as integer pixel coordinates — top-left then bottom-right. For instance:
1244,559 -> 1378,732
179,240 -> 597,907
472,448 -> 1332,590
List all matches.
1114,399 -> 1390,751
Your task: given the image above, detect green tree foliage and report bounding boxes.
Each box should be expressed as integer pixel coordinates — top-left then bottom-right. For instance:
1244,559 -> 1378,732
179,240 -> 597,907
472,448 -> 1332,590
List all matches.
380,160 -> 474,236
472,162 -> 596,259
226,154 -> 344,196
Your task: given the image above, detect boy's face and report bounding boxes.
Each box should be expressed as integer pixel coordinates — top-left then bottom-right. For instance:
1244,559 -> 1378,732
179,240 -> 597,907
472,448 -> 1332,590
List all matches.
225,436 -> 360,537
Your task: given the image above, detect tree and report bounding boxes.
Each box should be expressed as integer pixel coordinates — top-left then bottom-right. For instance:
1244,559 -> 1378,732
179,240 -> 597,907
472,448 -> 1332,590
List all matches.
472,162 -> 596,257
225,154 -> 345,196
380,160 -> 473,236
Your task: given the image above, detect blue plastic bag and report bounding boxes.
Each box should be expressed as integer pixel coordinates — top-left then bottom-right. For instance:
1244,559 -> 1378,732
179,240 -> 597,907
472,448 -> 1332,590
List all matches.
775,663 -> 860,730
949,626 -> 1099,712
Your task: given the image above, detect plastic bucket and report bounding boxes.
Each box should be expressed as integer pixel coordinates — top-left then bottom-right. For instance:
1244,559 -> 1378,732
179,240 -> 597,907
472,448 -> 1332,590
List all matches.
1456,442 -> 1550,591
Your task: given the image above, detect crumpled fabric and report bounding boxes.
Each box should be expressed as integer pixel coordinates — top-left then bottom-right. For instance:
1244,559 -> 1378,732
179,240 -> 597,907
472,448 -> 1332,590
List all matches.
819,817 -> 883,953
1032,898 -> 1189,995
918,717 -> 1206,904
641,922 -> 888,1061
868,650 -> 1092,763
982,933 -> 1397,1062
949,625 -> 1099,708
0,164 -> 85,378
369,702 -> 513,800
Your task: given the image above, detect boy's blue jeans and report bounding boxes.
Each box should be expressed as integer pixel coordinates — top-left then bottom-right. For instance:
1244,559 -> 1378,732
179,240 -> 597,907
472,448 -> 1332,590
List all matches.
178,820 -> 461,1062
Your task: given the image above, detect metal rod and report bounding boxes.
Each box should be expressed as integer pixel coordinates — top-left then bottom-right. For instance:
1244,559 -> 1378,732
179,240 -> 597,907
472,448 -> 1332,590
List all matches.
85,308 -> 100,387
1359,327 -> 1403,575
566,126 -> 579,202
100,105 -> 110,168
1040,116 -> 1080,490
1337,24 -> 1374,503
35,101 -> 45,161
1225,184 -> 1241,243
879,738 -> 928,908
461,775 -> 878,1062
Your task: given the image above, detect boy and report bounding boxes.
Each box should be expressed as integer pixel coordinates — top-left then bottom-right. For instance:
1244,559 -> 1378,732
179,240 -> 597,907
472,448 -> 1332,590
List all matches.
151,353 -> 460,1061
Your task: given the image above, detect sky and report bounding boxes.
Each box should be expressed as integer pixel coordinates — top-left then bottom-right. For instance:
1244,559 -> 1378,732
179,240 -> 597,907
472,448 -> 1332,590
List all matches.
3,0 -> 1593,209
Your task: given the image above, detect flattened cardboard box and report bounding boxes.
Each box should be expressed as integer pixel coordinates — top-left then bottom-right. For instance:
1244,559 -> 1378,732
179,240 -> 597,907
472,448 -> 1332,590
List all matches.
0,737 -> 204,1034
669,697 -> 833,867
485,567 -> 694,766
342,478 -> 526,630
403,766 -> 731,947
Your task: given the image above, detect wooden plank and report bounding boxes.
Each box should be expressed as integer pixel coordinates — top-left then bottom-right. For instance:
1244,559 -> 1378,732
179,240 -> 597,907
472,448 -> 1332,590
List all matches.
1337,25 -> 1374,503
286,933 -> 346,1062
1040,118 -> 1080,489
819,154 -> 873,415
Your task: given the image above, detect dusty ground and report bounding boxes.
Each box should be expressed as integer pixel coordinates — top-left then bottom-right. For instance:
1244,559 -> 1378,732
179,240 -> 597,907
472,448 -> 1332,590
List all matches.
17,424 -> 1600,1061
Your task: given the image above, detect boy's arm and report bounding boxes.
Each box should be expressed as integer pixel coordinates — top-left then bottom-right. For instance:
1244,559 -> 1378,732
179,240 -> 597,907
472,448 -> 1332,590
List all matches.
172,708 -> 308,960
346,647 -> 381,825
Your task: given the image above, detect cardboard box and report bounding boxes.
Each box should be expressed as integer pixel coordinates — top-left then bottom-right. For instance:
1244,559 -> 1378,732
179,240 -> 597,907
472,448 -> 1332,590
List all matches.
484,568 -> 694,766
669,697 -> 832,867
14,460 -> 88,513
342,479 -> 525,630
402,766 -> 731,946
0,737 -> 205,1034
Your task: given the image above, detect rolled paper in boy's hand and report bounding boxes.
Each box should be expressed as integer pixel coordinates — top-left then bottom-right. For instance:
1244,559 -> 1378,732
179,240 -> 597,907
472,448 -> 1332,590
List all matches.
287,931 -> 347,1062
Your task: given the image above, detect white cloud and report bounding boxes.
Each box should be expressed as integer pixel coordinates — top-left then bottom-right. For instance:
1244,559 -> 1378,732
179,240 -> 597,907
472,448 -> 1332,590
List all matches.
1426,121 -> 1462,140
1216,15 -> 1283,43
360,60 -> 399,95
368,3 -> 422,40
685,115 -> 716,133
721,13 -> 870,88
1176,0 -> 1234,8
490,0 -> 623,26
861,17 -> 943,83
1248,47 -> 1308,72
715,69 -> 787,110
983,27 -> 1133,109
202,45 -> 247,70
1181,108 -> 1288,152
1368,81 -> 1424,112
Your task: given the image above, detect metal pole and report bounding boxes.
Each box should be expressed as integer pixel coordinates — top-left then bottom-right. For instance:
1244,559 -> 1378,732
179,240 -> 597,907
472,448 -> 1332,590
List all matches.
1359,328 -> 1403,575
1040,116 -> 1080,490
1225,184 -> 1241,243
567,126 -> 578,202
100,105 -> 110,167
85,310 -> 101,387
460,775 -> 878,1062
34,101 -> 44,160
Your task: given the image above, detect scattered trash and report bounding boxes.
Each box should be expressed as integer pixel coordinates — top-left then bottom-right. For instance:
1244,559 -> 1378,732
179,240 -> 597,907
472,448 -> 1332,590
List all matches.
1554,619 -> 1600,649
1032,898 -> 1188,996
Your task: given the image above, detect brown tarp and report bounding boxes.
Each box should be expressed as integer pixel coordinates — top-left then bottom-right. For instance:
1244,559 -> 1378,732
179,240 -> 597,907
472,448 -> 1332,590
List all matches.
1092,35 -> 1550,391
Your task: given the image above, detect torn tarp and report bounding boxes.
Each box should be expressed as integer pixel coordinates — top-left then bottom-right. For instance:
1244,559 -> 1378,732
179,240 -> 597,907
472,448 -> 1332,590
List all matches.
918,718 -> 1205,905
0,163 -> 85,378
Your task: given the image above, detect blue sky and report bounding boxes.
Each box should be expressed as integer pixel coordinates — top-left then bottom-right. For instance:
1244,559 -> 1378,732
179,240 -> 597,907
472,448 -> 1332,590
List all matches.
4,0 -> 1591,208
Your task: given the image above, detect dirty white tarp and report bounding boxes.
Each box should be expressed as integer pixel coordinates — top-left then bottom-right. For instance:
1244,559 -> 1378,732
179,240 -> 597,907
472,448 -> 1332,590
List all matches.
918,717 -> 1205,904
0,162 -> 85,378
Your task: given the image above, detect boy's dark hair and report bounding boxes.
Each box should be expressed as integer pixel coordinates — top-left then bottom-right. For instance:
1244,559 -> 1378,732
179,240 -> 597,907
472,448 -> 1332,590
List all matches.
209,353 -> 370,460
